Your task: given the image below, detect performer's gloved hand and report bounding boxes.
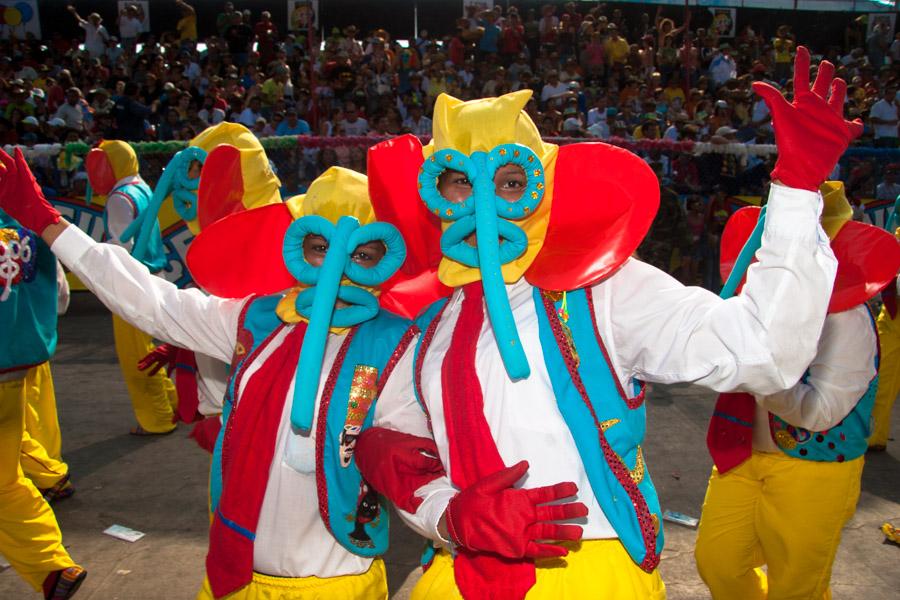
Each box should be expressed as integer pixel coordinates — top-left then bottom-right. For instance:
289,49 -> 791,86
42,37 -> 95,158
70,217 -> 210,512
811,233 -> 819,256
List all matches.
0,148 -> 61,234
753,46 -> 863,191
138,343 -> 179,376
355,427 -> 446,513
444,460 -> 587,559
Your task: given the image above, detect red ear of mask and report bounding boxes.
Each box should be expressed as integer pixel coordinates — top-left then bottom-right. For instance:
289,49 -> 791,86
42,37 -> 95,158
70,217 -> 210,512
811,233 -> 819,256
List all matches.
719,206 -> 760,291
526,142 -> 660,291
368,135 -> 444,276
829,220 -> 900,313
368,134 -> 451,316
720,206 -> 900,313
186,203 -> 295,298
198,144 -> 245,230
380,269 -> 451,320
86,149 -> 117,195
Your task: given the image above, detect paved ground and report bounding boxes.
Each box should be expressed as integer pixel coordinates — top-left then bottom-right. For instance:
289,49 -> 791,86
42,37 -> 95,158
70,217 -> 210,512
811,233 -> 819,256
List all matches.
2,293 -> 899,599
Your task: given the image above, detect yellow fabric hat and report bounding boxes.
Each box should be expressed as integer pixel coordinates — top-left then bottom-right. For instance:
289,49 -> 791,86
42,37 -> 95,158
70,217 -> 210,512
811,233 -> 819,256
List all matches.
277,166 -> 376,328
99,140 -> 139,180
819,181 -> 853,240
285,166 -> 374,225
425,90 -> 558,287
190,122 -> 282,234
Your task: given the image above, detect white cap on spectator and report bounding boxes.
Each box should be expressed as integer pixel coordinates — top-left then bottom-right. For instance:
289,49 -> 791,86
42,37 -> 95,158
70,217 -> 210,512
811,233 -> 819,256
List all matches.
48,117 -> 66,127
22,116 -> 40,126
715,126 -> 738,137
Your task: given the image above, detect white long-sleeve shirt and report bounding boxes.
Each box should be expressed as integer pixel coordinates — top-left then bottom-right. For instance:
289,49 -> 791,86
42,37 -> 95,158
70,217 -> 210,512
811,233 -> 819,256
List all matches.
378,183 -> 838,545
50,223 -> 428,578
195,352 -> 228,417
752,305 -> 877,452
56,260 -> 69,315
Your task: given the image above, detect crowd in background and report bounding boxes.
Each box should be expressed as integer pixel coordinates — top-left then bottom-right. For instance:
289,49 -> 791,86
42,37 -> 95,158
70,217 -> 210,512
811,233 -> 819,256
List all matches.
1,0 -> 899,290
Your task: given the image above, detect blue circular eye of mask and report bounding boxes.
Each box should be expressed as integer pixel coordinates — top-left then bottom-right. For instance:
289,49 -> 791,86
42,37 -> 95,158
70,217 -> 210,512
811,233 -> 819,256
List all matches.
484,143 -> 546,220
418,148 -> 476,220
344,221 -> 407,287
282,214 -> 335,285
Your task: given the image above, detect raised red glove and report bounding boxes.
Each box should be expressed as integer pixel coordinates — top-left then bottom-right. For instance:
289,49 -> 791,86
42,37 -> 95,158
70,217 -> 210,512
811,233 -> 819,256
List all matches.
445,460 -> 587,560
0,148 -> 61,234
137,343 -> 179,376
355,427 -> 446,513
753,46 -> 863,192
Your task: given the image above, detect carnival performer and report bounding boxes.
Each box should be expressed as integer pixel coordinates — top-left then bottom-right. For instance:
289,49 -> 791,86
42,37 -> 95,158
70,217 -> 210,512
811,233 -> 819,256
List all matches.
868,193 -> 900,451
131,122 -> 283,450
354,47 -> 858,599
696,180 -> 900,599
0,207 -> 85,599
84,140 -> 177,435
0,149 -> 444,600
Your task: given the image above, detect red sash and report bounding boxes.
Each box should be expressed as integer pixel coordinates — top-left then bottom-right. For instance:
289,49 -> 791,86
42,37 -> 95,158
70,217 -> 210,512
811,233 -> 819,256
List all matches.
706,392 -> 755,474
442,283 -> 536,599
206,324 -> 306,598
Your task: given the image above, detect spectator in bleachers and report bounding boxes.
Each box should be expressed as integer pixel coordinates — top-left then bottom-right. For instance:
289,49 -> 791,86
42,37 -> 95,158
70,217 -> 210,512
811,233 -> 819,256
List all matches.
870,83 -> 899,148
276,107 -> 310,136
53,88 -> 86,133
876,163 -> 900,201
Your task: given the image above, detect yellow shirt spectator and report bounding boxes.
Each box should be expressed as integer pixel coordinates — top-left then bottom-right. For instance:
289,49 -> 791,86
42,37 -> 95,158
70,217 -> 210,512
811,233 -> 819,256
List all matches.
605,35 -> 630,66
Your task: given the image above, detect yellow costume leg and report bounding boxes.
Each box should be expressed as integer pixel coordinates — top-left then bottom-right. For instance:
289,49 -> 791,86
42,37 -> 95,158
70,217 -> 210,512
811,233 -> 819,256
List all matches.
695,463 -> 767,600
20,429 -> 68,491
195,558 -> 388,600
0,376 -> 75,591
696,452 -> 863,600
755,452 -> 862,600
20,363 -> 68,490
112,314 -> 178,433
870,305 -> 900,448
412,540 -> 665,600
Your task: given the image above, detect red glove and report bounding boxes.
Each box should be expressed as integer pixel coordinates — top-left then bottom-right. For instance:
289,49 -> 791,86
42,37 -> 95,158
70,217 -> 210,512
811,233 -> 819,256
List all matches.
355,427 -> 446,513
173,348 -> 201,423
445,461 -> 587,560
0,148 -> 61,234
137,343 -> 179,376
190,417 -> 222,453
752,46 -> 863,191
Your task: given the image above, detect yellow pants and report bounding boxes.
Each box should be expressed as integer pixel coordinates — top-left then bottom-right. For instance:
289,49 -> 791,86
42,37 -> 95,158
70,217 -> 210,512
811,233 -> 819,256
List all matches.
112,314 -> 178,433
196,559 -> 387,600
695,452 -> 863,600
871,304 -> 900,447
412,540 -> 665,600
0,375 -> 75,591
20,362 -> 68,490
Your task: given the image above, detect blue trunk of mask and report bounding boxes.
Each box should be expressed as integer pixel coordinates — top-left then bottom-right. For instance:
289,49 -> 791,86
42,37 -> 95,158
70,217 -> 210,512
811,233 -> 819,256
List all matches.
122,146 -> 206,262
472,152 -> 530,379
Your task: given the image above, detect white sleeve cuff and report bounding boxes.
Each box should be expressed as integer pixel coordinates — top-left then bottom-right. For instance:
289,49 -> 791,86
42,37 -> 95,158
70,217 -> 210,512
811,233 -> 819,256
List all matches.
763,183 -> 824,244
50,223 -> 97,269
